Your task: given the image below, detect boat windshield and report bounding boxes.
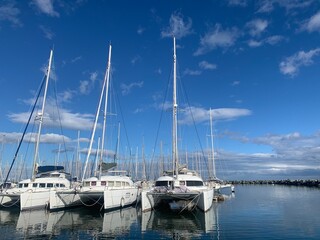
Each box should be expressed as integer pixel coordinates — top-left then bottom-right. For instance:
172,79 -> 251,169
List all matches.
186,180 -> 203,187
155,181 -> 173,187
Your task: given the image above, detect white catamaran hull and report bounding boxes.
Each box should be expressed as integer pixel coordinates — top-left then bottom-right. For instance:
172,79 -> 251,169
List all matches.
197,188 -> 214,212
20,190 -> 51,211
103,187 -> 138,210
141,188 -> 214,212
20,187 -> 72,211
49,189 -> 81,211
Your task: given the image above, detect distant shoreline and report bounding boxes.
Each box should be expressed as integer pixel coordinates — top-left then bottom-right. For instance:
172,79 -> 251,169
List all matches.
228,179 -> 320,188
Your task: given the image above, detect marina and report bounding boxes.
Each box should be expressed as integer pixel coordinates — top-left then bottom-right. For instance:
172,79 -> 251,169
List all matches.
1,1 -> 320,239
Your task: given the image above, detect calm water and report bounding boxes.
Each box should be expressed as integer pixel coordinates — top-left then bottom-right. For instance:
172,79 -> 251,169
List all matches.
1,185 -> 319,239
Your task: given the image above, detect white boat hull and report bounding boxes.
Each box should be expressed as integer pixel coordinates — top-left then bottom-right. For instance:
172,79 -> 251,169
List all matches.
103,187 -> 138,210
20,190 -> 51,211
141,190 -> 154,212
141,188 -> 214,212
49,189 -> 81,211
197,188 -> 214,212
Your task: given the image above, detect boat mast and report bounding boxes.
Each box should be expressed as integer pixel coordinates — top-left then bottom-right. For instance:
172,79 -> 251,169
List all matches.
172,37 -> 179,179
99,44 -> 112,179
76,130 -> 81,180
82,44 -> 111,182
32,49 -> 53,180
209,108 -> 216,179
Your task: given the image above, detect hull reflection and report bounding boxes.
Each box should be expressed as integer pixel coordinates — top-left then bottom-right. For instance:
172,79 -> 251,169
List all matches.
141,203 -> 219,238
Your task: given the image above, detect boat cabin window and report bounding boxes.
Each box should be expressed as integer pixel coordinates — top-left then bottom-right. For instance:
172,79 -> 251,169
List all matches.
84,182 -> 90,187
18,184 -> 23,188
155,181 -> 173,187
47,183 -> 53,188
179,181 -> 185,186
91,181 -> 96,186
33,183 -> 38,188
125,182 -> 130,187
186,181 -> 203,187
39,183 -> 46,188
108,181 -> 114,187
60,184 -> 65,188
101,181 -> 106,186
115,181 -> 121,187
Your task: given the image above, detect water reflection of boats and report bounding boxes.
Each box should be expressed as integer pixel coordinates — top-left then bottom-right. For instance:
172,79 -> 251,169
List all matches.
16,210 -> 64,238
0,209 -> 19,224
0,209 -> 20,240
13,206 -> 138,239
141,204 -> 217,238
100,207 -> 138,238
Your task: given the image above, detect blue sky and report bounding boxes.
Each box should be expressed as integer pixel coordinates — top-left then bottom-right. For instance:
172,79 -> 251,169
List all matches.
1,0 -> 320,181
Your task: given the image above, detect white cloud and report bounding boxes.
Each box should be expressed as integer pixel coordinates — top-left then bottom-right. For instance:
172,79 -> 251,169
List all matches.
265,35 -> 285,45
214,130 -> 320,179
227,0 -> 248,7
137,26 -> 145,35
79,71 -> 98,94
183,68 -> 202,76
32,0 -> 59,17
120,81 -> 143,95
0,132 -> 71,144
279,48 -> 320,76
257,0 -> 315,13
161,12 -> 193,39
194,24 -> 239,56
133,108 -> 144,114
71,56 -> 82,63
179,106 -> 252,125
256,0 -> 274,13
131,55 -> 141,65
89,72 -> 98,82
39,25 -> 54,39
79,80 -> 90,94
199,61 -> 217,70
8,99 -> 95,131
304,11 -> 320,32
246,19 -> 268,37
247,39 -> 263,47
0,2 -> 21,26
231,81 -> 240,86
248,35 -> 285,48
57,90 -> 75,103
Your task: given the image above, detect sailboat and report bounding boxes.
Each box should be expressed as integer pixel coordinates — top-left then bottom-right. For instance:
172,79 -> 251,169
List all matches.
77,44 -> 138,211
0,50 -> 75,211
141,37 -> 214,213
207,109 -> 235,193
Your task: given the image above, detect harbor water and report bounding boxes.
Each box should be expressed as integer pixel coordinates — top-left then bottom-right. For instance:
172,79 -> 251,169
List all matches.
1,184 -> 319,239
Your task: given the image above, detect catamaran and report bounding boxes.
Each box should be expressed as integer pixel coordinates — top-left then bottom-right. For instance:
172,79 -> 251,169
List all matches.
77,44 -> 138,211
0,50 -> 77,211
141,37 -> 214,213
